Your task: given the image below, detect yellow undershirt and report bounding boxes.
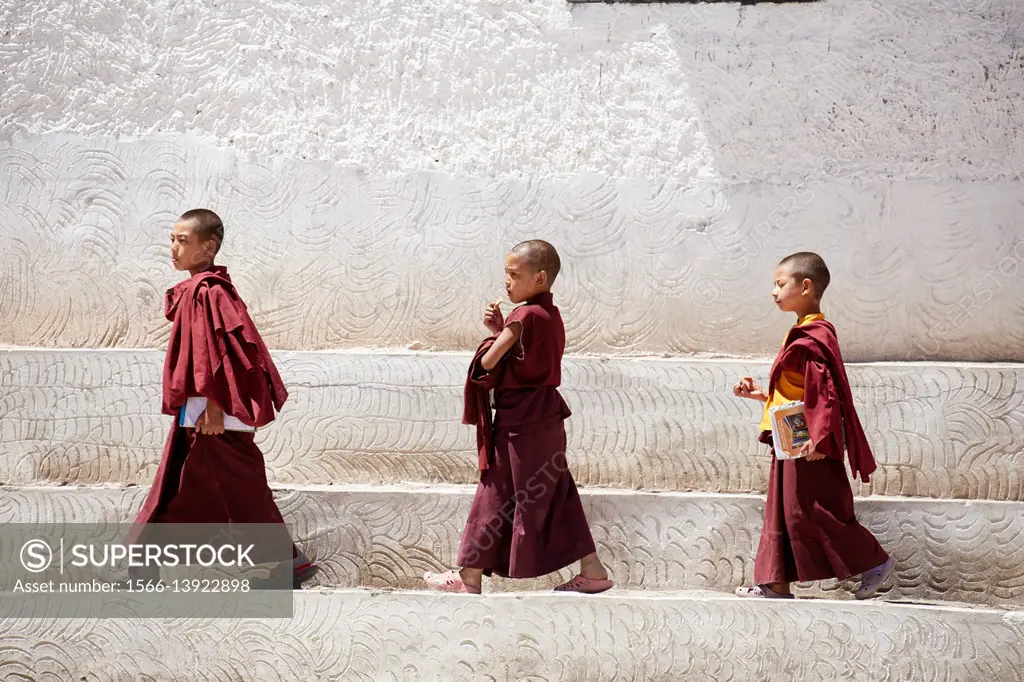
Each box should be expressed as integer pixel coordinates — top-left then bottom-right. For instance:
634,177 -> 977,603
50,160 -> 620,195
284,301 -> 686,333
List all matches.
758,313 -> 826,432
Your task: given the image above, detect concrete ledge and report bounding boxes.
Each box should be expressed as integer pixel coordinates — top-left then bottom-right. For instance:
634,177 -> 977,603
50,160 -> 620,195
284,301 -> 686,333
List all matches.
0,589 -> 1021,681
2,485 -> 1021,607
3,349 -> 1023,499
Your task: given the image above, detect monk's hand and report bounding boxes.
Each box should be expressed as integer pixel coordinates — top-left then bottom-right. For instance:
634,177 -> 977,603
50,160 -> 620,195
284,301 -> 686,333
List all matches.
733,376 -> 768,401
483,301 -> 504,335
198,401 -> 226,436
800,440 -> 825,461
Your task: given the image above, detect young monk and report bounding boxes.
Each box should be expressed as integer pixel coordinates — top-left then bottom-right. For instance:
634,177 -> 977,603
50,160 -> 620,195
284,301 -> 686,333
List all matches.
423,240 -> 613,594
127,208 -> 316,587
733,252 -> 895,599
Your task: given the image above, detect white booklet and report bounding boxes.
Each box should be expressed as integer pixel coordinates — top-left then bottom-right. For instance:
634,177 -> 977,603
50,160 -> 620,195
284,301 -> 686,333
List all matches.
770,401 -> 810,459
178,397 -> 256,433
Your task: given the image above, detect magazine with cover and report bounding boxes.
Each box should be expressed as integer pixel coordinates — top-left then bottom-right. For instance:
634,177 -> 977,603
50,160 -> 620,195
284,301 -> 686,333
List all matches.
770,401 -> 810,459
178,397 -> 257,433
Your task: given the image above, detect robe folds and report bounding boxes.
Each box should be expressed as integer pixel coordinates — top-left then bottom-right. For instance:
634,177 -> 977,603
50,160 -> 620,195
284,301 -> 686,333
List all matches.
457,292 -> 596,578
753,317 -> 888,584
127,266 -> 294,561
462,335 -> 504,472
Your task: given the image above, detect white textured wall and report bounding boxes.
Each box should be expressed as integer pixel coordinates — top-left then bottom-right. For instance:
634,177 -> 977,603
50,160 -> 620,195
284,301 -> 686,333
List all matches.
1,0 -> 1022,358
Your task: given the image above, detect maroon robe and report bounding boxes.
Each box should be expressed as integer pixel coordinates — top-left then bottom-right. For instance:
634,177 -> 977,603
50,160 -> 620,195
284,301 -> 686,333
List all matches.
128,266 -> 294,557
462,335 -> 505,472
457,292 -> 597,579
753,319 -> 889,584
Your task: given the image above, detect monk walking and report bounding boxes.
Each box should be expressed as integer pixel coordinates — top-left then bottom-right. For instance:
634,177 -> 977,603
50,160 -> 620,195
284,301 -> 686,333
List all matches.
128,209 -> 316,587
733,252 -> 895,599
424,240 -> 613,594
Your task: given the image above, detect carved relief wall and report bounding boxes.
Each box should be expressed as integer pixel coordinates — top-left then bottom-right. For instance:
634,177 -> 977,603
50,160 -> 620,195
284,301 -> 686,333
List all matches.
2,0 -> 1021,358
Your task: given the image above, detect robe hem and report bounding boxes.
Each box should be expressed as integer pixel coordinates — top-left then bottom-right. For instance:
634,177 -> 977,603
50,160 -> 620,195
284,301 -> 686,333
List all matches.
459,541 -> 597,580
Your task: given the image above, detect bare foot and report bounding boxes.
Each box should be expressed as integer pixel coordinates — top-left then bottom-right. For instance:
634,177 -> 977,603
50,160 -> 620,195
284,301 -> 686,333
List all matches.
766,582 -> 792,595
459,567 -> 484,591
578,553 -> 609,581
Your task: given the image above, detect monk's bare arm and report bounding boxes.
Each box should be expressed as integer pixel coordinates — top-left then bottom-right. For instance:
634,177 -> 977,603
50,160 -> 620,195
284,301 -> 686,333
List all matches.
480,322 -> 522,371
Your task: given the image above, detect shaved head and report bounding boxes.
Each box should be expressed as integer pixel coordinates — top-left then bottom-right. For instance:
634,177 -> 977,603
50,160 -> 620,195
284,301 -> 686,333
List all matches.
778,251 -> 830,296
510,240 -> 561,284
179,208 -> 224,254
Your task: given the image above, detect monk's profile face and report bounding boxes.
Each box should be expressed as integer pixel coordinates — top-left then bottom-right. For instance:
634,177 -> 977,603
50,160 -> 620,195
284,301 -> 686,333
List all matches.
772,264 -> 809,312
170,219 -> 214,273
504,252 -> 545,304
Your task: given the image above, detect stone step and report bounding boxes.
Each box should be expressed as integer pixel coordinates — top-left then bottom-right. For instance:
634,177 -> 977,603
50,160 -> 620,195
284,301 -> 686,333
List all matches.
2,485 -> 1021,608
0,588 -> 1020,681
3,349 -> 1023,500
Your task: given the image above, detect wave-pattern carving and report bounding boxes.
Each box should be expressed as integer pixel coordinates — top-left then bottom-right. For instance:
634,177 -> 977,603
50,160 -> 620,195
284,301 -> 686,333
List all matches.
1,486 -> 1021,607
4,350 -> 1022,500
0,591 -> 1021,681
2,0 -> 1024,675
2,134 -> 1024,358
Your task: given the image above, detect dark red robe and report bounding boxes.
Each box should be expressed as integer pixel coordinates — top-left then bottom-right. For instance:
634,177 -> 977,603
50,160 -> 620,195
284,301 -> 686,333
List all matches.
127,266 -> 294,558
753,319 -> 889,584
457,292 -> 596,579
462,335 -> 505,472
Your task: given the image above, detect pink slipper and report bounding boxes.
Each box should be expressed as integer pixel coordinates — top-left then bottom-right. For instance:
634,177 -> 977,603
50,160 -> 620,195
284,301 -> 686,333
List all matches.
554,574 -> 615,594
423,569 -> 481,594
735,585 -> 795,599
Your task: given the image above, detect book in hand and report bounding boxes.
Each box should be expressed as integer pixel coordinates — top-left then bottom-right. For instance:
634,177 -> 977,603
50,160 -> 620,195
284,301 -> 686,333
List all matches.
770,401 -> 810,459
179,397 -> 256,433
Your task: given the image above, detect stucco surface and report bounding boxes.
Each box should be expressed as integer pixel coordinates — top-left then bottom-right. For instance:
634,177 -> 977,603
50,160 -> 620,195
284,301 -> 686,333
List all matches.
2,0 -> 1021,179
0,590 -> 1022,681
4,350 -> 1022,499
1,485 -> 1021,607
1,0 -> 1022,358
2,135 -> 1023,359
2,0 -> 1023,678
